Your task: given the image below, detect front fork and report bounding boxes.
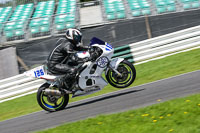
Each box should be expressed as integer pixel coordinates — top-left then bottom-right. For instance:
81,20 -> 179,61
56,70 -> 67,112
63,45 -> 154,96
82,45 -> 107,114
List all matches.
108,65 -> 122,78
106,57 -> 124,77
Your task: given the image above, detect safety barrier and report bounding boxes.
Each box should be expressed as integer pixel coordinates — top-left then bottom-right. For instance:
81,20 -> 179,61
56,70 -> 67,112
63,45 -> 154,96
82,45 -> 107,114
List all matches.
113,25 -> 200,62
1,25 -> 200,103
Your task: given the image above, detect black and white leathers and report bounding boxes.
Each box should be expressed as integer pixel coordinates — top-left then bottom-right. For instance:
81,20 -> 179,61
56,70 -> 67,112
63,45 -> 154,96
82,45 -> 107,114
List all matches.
47,38 -> 88,75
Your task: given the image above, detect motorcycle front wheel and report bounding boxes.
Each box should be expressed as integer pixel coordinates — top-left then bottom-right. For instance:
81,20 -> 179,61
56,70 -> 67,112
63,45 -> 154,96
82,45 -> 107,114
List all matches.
37,83 -> 69,112
106,60 -> 136,88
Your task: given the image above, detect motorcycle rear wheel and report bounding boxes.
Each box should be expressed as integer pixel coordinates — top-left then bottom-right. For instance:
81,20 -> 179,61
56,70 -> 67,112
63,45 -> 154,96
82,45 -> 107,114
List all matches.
37,83 -> 69,112
106,60 -> 136,88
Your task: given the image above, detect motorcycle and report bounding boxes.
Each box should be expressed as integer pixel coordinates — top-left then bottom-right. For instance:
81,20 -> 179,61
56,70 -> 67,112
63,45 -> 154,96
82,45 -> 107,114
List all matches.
25,37 -> 136,112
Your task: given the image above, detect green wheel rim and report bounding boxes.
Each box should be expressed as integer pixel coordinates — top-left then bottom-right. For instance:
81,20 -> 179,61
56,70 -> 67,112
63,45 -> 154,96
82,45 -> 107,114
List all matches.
108,63 -> 133,87
40,91 -> 65,110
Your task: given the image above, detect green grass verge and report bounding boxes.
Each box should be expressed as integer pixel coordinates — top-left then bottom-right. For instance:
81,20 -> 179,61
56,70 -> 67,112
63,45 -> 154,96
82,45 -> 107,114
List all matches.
36,93 -> 200,133
0,48 -> 200,122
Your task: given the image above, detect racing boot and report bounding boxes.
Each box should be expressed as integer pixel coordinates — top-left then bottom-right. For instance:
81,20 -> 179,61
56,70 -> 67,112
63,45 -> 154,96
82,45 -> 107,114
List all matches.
56,76 -> 66,89
57,76 -> 73,94
63,74 -> 76,91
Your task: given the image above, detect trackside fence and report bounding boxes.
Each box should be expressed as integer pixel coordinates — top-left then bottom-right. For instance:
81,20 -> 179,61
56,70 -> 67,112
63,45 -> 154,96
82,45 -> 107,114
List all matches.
1,25 -> 200,102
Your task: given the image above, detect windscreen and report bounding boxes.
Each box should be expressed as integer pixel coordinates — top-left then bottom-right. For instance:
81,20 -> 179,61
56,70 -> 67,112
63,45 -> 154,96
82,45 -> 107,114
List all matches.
90,37 -> 105,46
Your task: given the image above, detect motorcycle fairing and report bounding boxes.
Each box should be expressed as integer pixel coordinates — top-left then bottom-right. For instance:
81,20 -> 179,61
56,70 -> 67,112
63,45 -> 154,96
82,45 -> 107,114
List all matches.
78,62 -> 108,90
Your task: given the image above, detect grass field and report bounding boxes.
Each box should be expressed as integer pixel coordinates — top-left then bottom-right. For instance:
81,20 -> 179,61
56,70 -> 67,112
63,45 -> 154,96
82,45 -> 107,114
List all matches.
36,93 -> 200,133
0,48 -> 200,122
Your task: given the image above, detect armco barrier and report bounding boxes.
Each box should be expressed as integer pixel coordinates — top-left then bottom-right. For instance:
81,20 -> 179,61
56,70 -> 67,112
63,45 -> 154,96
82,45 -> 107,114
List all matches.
1,25 -> 200,102
116,25 -> 200,63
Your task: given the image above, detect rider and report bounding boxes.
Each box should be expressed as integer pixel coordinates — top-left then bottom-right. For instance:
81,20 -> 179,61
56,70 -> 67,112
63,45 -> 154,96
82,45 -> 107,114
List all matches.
47,28 -> 96,91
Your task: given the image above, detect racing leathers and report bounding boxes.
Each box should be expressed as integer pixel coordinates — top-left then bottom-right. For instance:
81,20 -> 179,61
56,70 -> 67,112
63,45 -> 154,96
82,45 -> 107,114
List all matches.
47,38 -> 89,90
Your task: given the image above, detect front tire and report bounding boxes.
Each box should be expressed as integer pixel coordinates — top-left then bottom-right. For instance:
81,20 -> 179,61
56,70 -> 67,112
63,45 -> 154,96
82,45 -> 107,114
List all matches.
37,83 -> 69,112
106,60 -> 136,88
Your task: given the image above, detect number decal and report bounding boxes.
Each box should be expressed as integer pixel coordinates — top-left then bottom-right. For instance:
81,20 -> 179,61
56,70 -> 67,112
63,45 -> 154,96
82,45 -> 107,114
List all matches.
34,71 -> 37,77
36,70 -> 40,77
34,69 -> 44,78
40,69 -> 44,76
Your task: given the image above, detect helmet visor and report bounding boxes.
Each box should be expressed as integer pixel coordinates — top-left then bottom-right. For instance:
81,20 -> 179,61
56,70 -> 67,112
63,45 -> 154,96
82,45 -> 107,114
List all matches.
74,34 -> 82,45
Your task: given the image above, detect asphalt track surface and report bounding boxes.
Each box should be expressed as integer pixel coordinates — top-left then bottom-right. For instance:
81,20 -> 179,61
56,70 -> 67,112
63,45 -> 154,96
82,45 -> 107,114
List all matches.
0,70 -> 200,133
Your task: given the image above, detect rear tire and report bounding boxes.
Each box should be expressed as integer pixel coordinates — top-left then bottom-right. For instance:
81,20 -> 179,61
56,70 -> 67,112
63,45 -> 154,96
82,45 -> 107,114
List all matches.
37,83 -> 69,112
106,60 -> 136,88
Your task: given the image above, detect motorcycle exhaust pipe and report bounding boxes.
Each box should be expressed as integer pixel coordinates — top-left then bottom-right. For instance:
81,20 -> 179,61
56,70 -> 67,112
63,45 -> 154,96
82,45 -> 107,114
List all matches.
44,89 -> 62,96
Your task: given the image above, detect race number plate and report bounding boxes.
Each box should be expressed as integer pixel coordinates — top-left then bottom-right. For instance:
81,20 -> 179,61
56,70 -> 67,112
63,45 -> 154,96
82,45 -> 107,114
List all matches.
33,66 -> 45,78
25,65 -> 46,78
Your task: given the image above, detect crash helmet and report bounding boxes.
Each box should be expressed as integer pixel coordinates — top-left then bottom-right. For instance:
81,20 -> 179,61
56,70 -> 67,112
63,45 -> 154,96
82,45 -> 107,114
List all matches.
65,28 -> 82,47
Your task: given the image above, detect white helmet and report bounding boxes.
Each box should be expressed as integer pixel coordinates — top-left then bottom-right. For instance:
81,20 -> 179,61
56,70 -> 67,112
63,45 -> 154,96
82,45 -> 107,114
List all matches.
65,28 -> 82,47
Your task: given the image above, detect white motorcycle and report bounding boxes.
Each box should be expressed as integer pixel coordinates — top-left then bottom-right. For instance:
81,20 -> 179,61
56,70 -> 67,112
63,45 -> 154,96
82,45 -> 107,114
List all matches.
25,37 -> 136,112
